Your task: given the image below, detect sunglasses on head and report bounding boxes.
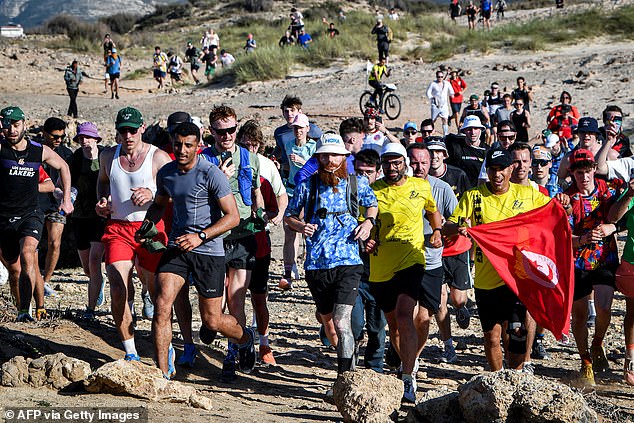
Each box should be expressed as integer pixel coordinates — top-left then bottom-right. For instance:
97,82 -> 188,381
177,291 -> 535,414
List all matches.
532,160 -> 549,167
117,127 -> 138,135
212,125 -> 237,136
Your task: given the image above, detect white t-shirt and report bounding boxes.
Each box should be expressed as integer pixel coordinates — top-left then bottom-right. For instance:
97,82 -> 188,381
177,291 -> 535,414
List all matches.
258,154 -> 285,197
607,157 -> 634,180
362,130 -> 389,154
426,80 -> 454,109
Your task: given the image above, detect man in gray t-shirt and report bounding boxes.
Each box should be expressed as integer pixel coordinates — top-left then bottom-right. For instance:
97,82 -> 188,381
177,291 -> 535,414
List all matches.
138,122 -> 257,379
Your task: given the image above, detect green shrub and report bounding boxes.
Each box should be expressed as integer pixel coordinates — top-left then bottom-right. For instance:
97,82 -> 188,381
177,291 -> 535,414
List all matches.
99,13 -> 138,35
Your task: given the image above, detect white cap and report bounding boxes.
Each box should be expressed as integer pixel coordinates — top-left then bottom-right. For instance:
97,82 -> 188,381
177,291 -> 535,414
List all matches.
460,115 -> 485,131
191,116 -> 204,130
545,133 -> 560,148
315,133 -> 350,155
381,143 -> 407,159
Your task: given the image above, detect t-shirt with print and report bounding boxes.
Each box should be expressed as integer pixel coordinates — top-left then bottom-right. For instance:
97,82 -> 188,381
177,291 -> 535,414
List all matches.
200,145 -> 261,240
286,175 -> 377,271
369,177 -> 438,282
423,176 -> 456,270
565,178 -> 619,271
448,182 -> 550,290
362,130 -> 389,155
274,123 -> 323,165
156,157 -> 232,256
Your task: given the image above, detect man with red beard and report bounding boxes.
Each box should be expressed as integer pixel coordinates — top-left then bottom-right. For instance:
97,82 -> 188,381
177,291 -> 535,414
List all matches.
285,133 -> 378,399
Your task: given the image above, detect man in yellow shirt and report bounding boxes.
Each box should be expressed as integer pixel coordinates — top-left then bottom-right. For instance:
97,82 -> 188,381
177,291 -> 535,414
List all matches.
368,58 -> 390,109
366,143 -> 442,403
444,148 -> 551,373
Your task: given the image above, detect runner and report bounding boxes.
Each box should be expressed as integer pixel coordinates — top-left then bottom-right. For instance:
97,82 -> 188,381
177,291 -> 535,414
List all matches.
362,107 -> 399,153
70,122 -> 106,318
511,76 -> 533,113
366,143 -> 442,402
401,121 -> 422,146
96,106 -> 171,362
285,133 -> 378,398
201,105 -> 264,382
427,137 -> 469,198
510,98 -> 531,143
137,122 -> 256,379
448,70 -> 467,130
185,41 -> 201,85
0,106 -> 74,322
167,50 -> 184,86
63,60 -> 82,117
460,94 -> 490,142
371,18 -> 391,64
152,46 -> 168,90
445,115 -> 489,189
105,48 -> 121,99
480,0 -> 493,29
466,1 -> 479,30
547,91 -> 580,124
426,70 -> 454,136
444,148 -> 555,372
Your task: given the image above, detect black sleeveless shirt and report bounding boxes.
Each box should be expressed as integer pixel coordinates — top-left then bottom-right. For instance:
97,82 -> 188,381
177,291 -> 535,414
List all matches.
0,139 -> 43,218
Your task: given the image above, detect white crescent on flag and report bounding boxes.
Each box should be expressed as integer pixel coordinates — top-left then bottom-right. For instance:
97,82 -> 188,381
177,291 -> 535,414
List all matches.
519,249 -> 559,289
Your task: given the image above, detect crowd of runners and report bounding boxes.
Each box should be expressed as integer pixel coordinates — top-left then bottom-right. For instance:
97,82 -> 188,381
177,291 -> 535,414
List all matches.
3,40 -> 634,404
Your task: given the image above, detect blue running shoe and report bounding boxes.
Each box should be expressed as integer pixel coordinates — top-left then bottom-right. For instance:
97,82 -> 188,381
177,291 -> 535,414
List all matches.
142,291 -> 154,319
238,327 -> 256,374
124,353 -> 141,361
177,343 -> 197,367
167,344 -> 176,378
96,280 -> 106,307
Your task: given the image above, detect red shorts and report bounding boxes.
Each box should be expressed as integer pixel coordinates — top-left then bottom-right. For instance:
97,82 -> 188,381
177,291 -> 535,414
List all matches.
102,219 -> 167,272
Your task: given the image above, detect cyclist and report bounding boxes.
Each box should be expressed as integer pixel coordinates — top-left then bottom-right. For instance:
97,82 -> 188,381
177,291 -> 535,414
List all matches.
368,58 -> 390,110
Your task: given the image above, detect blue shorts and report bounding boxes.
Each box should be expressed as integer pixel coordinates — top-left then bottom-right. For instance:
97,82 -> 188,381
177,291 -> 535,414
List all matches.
153,69 -> 166,78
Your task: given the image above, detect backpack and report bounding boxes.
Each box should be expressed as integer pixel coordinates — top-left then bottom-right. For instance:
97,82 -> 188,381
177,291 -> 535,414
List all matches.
386,26 -> 394,43
305,173 -> 359,222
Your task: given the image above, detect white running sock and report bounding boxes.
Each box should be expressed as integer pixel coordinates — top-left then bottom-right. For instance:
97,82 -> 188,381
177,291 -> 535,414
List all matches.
122,338 -> 137,355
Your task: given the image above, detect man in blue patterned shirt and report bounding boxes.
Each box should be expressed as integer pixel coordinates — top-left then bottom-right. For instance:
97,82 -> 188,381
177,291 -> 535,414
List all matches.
285,133 -> 378,391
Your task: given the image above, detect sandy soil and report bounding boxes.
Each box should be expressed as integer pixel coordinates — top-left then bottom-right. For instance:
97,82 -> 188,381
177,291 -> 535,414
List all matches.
1,11 -> 634,422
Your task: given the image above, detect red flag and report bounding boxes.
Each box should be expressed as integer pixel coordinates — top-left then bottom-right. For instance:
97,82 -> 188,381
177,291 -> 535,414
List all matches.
466,200 -> 574,340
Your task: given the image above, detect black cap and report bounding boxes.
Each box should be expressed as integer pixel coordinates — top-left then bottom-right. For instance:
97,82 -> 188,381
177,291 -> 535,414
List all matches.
167,111 -> 191,133
486,148 -> 513,168
577,117 -> 600,134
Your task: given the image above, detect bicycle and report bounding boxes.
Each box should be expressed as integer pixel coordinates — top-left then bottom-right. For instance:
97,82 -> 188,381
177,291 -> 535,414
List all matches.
359,83 -> 402,120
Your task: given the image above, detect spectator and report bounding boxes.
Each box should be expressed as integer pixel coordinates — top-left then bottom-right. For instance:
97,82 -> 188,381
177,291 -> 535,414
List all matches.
279,31 -> 295,47
219,49 -> 235,68
244,34 -> 256,53
297,28 -> 313,48
64,60 -> 82,117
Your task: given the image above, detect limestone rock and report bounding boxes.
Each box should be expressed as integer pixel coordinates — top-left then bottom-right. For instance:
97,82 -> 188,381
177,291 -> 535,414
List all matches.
84,359 -> 212,410
406,387 -> 460,423
332,369 -> 402,423
458,370 -> 519,422
1,353 -> 91,389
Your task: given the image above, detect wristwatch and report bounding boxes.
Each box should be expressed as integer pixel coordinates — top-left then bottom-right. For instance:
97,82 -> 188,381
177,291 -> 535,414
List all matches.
198,231 -> 207,241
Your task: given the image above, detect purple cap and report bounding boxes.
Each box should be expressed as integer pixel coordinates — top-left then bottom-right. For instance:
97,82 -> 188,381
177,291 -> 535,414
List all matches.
74,122 -> 102,142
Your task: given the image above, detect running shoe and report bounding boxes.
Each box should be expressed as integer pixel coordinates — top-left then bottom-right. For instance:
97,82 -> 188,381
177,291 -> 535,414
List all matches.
83,308 -> 96,320
579,362 -> 596,387
531,338 -> 550,360
521,361 -> 535,375
292,263 -> 300,280
319,325 -> 332,348
456,305 -> 471,329
238,327 -> 256,373
16,310 -> 34,322
199,324 -> 217,345
0,263 -> 8,286
124,353 -> 141,361
142,291 -> 154,319
323,387 -> 335,405
96,280 -> 106,307
591,344 -> 609,373
167,344 -> 176,378
402,377 -> 417,403
385,342 -> 401,370
43,283 -> 57,297
439,344 -> 458,364
220,359 -> 237,382
625,358 -> 634,386
278,278 -> 293,291
177,343 -> 197,367
35,308 -> 47,321
587,314 -> 596,328
259,345 -> 276,365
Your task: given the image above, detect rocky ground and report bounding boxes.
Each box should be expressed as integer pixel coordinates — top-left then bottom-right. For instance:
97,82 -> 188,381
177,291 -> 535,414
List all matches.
1,5 -> 634,421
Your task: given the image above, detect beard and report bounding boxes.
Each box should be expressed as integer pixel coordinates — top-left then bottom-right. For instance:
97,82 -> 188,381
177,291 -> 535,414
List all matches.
318,161 -> 348,192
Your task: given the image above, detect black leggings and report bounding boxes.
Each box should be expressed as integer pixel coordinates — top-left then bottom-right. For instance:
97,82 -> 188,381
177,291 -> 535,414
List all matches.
67,88 -> 78,118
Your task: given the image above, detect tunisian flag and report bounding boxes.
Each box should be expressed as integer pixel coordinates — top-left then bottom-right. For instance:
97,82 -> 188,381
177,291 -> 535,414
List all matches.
466,200 -> 574,340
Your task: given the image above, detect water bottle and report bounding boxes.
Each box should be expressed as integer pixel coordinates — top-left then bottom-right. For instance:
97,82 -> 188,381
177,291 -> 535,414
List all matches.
59,187 -> 78,216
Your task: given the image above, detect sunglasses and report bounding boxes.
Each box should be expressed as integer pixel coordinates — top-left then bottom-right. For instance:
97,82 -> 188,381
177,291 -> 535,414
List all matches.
381,159 -> 405,168
404,130 -> 417,135
48,133 -> 66,140
117,127 -> 139,135
612,116 -> 623,123
532,160 -> 549,167
498,134 -> 516,141
562,96 -> 571,100
212,126 -> 237,136
420,129 -> 433,134
515,103 -> 524,107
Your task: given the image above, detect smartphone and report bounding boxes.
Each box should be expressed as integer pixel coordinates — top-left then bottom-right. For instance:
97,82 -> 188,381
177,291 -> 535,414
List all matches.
376,116 -> 383,123
220,151 -> 233,167
612,117 -> 623,132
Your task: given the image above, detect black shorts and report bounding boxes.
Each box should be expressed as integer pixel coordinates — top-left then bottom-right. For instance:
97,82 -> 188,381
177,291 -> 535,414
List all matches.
72,217 -> 106,251
451,102 -> 462,115
482,9 -> 492,19
574,267 -> 616,301
224,235 -> 257,270
191,63 -> 200,71
420,266 -> 444,313
169,72 -> 181,81
475,284 -> 522,332
249,254 -> 270,294
0,210 -> 44,263
443,251 -> 472,290
108,72 -> 120,80
378,42 -> 390,60
369,264 -> 423,314
157,248 -> 225,298
305,265 -> 363,315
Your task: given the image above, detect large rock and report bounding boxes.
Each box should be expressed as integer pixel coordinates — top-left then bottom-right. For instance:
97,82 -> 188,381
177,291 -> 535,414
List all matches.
332,369 -> 403,423
406,387 -> 460,423
1,353 -> 91,389
84,359 -> 213,410
408,370 -> 598,423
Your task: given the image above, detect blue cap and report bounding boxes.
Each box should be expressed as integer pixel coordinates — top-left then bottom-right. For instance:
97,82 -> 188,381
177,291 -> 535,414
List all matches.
403,121 -> 417,132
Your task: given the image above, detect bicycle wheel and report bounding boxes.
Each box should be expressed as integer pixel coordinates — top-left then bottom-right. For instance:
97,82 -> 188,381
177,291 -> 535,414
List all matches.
359,91 -> 373,114
383,93 -> 401,120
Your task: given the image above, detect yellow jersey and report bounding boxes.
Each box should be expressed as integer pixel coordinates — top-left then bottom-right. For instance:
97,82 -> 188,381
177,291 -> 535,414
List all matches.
448,182 -> 550,290
369,177 -> 438,282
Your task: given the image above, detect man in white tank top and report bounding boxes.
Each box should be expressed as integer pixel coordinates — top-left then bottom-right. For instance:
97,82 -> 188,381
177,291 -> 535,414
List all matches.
96,107 -> 172,364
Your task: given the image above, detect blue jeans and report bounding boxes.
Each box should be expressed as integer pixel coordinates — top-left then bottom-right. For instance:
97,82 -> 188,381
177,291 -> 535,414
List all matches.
351,281 -> 387,372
